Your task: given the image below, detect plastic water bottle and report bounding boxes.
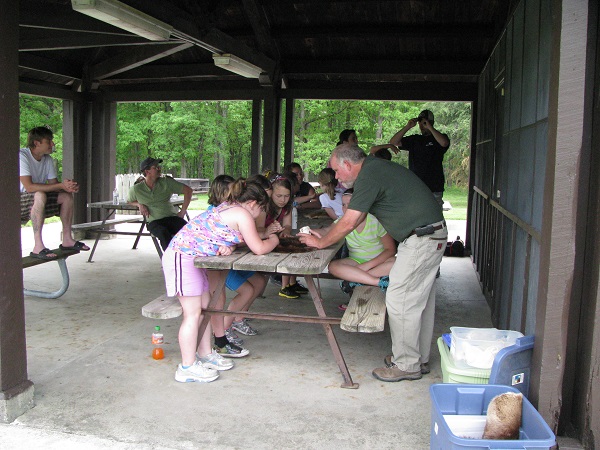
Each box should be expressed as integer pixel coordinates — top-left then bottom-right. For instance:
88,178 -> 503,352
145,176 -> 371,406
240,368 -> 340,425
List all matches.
291,203 -> 298,230
112,187 -> 119,205
151,326 -> 164,360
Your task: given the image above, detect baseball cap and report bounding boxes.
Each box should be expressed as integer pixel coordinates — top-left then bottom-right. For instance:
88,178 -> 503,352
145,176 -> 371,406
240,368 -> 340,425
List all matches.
418,110 -> 435,123
140,157 -> 163,172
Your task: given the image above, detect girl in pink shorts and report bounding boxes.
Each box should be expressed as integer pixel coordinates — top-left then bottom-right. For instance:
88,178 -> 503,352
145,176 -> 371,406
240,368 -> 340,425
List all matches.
162,179 -> 279,383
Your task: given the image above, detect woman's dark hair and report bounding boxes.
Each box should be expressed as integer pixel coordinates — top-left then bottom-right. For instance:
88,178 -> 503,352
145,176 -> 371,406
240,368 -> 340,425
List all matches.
208,174 -> 235,206
266,174 -> 293,219
374,148 -> 392,160
284,162 -> 302,173
282,170 -> 299,192
226,178 -> 270,209
337,129 -> 356,145
318,168 -> 338,200
247,173 -> 271,191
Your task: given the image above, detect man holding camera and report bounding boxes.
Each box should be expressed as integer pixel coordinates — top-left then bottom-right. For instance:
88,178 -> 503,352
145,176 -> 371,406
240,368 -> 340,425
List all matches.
388,109 -> 450,207
370,109 -> 450,207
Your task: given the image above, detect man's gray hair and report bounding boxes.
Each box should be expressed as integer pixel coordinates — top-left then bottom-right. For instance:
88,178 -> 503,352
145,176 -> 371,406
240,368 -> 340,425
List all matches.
332,143 -> 367,165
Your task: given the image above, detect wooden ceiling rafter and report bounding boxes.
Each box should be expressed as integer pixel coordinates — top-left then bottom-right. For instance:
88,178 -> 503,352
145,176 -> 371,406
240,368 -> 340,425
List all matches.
17,0 -> 512,98
90,43 -> 194,80
20,34 -> 181,52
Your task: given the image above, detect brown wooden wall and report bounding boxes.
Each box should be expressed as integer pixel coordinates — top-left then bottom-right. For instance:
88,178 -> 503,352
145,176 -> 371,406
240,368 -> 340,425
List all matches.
471,0 -> 550,334
471,0 -> 600,444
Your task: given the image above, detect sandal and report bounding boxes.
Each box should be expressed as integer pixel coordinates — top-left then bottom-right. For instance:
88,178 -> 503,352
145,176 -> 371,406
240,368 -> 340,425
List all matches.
30,248 -> 58,261
60,241 -> 90,251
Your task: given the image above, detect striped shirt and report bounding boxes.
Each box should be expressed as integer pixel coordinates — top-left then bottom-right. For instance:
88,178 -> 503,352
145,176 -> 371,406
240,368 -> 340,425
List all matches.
343,214 -> 387,262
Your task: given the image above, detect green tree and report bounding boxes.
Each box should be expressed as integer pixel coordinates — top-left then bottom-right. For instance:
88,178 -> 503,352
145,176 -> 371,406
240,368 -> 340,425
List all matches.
116,102 -> 167,173
291,100 -> 471,188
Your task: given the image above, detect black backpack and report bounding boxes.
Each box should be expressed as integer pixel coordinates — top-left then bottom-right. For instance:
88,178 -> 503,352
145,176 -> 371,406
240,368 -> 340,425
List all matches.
444,236 -> 465,257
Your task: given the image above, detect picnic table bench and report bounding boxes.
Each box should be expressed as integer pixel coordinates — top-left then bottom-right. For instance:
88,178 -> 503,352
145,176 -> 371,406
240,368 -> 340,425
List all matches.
85,196 -> 194,262
22,247 -> 80,299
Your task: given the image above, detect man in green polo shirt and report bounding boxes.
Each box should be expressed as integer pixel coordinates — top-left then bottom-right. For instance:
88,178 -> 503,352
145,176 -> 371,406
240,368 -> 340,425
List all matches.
128,157 -> 193,250
299,144 -> 447,382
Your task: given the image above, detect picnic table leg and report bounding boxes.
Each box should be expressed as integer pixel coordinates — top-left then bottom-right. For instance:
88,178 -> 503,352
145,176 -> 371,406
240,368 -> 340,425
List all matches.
87,210 -> 113,263
304,275 -> 359,389
132,219 -> 146,250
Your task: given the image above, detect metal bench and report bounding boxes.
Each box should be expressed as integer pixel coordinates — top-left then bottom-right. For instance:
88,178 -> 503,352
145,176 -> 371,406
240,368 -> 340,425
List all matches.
22,247 -> 80,299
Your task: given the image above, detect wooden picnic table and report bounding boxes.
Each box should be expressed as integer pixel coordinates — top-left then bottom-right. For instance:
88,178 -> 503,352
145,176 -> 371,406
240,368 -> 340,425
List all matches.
85,196 -> 195,262
194,240 -> 359,389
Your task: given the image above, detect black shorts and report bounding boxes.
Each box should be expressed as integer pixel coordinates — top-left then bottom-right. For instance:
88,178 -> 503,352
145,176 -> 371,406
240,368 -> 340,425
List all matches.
20,192 -> 61,223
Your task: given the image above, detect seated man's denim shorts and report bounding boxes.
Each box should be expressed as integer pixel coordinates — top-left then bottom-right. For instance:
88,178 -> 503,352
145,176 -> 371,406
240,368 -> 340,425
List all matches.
225,270 -> 256,291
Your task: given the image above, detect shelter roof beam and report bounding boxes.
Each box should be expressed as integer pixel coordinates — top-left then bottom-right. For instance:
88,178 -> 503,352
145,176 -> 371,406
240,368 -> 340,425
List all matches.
90,43 -> 193,80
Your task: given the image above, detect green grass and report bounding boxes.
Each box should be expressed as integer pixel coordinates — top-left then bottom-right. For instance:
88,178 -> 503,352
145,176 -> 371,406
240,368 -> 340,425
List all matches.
442,186 -> 468,220
22,190 -> 466,226
189,193 -> 210,211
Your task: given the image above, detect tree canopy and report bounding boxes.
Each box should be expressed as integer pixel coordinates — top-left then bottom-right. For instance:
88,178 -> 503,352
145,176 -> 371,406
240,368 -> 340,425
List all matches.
20,95 -> 471,187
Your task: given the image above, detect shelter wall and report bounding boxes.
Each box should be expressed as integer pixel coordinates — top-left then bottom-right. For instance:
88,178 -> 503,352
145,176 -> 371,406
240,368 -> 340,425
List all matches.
471,0 -> 600,443
471,0 -> 550,334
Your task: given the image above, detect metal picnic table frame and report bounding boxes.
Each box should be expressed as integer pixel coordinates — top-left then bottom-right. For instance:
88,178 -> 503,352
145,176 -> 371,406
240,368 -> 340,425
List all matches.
86,196 -> 194,263
194,241 -> 359,389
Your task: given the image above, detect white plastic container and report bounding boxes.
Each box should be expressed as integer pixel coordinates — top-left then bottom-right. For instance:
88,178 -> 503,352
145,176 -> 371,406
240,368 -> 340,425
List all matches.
450,327 -> 523,369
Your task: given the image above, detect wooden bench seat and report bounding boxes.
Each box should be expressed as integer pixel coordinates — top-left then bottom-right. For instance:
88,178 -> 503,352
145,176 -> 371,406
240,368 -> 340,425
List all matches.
71,215 -> 143,242
142,294 -> 182,319
22,247 -> 80,299
340,285 -> 387,333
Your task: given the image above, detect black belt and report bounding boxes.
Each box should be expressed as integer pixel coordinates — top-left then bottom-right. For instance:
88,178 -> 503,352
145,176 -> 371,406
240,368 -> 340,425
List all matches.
408,222 -> 445,238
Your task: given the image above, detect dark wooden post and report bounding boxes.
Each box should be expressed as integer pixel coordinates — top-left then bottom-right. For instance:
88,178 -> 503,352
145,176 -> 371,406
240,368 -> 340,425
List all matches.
283,98 -> 295,168
0,0 -> 35,422
87,94 -> 117,222
63,99 -> 89,224
261,90 -> 282,172
532,0 -> 590,432
251,99 -> 262,174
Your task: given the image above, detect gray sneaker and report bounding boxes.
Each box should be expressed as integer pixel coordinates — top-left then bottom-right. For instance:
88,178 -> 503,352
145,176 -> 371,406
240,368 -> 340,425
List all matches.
197,350 -> 234,371
214,343 -> 249,358
232,319 -> 258,336
175,361 -> 219,383
225,328 -> 244,346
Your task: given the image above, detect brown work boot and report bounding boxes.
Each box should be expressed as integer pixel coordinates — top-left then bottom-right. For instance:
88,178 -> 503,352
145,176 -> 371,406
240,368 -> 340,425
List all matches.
384,354 -> 430,374
372,365 -> 422,382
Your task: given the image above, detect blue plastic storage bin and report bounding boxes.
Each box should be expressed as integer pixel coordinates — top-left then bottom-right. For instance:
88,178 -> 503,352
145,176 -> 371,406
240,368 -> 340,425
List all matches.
489,335 -> 534,398
430,384 -> 556,449
438,335 -> 534,398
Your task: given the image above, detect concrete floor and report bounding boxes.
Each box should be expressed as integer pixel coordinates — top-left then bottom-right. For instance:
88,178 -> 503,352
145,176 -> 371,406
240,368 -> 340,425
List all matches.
4,220 -> 491,449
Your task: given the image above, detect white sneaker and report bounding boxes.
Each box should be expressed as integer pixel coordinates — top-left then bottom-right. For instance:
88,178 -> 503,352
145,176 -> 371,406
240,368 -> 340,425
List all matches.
197,350 -> 234,371
175,361 -> 219,383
